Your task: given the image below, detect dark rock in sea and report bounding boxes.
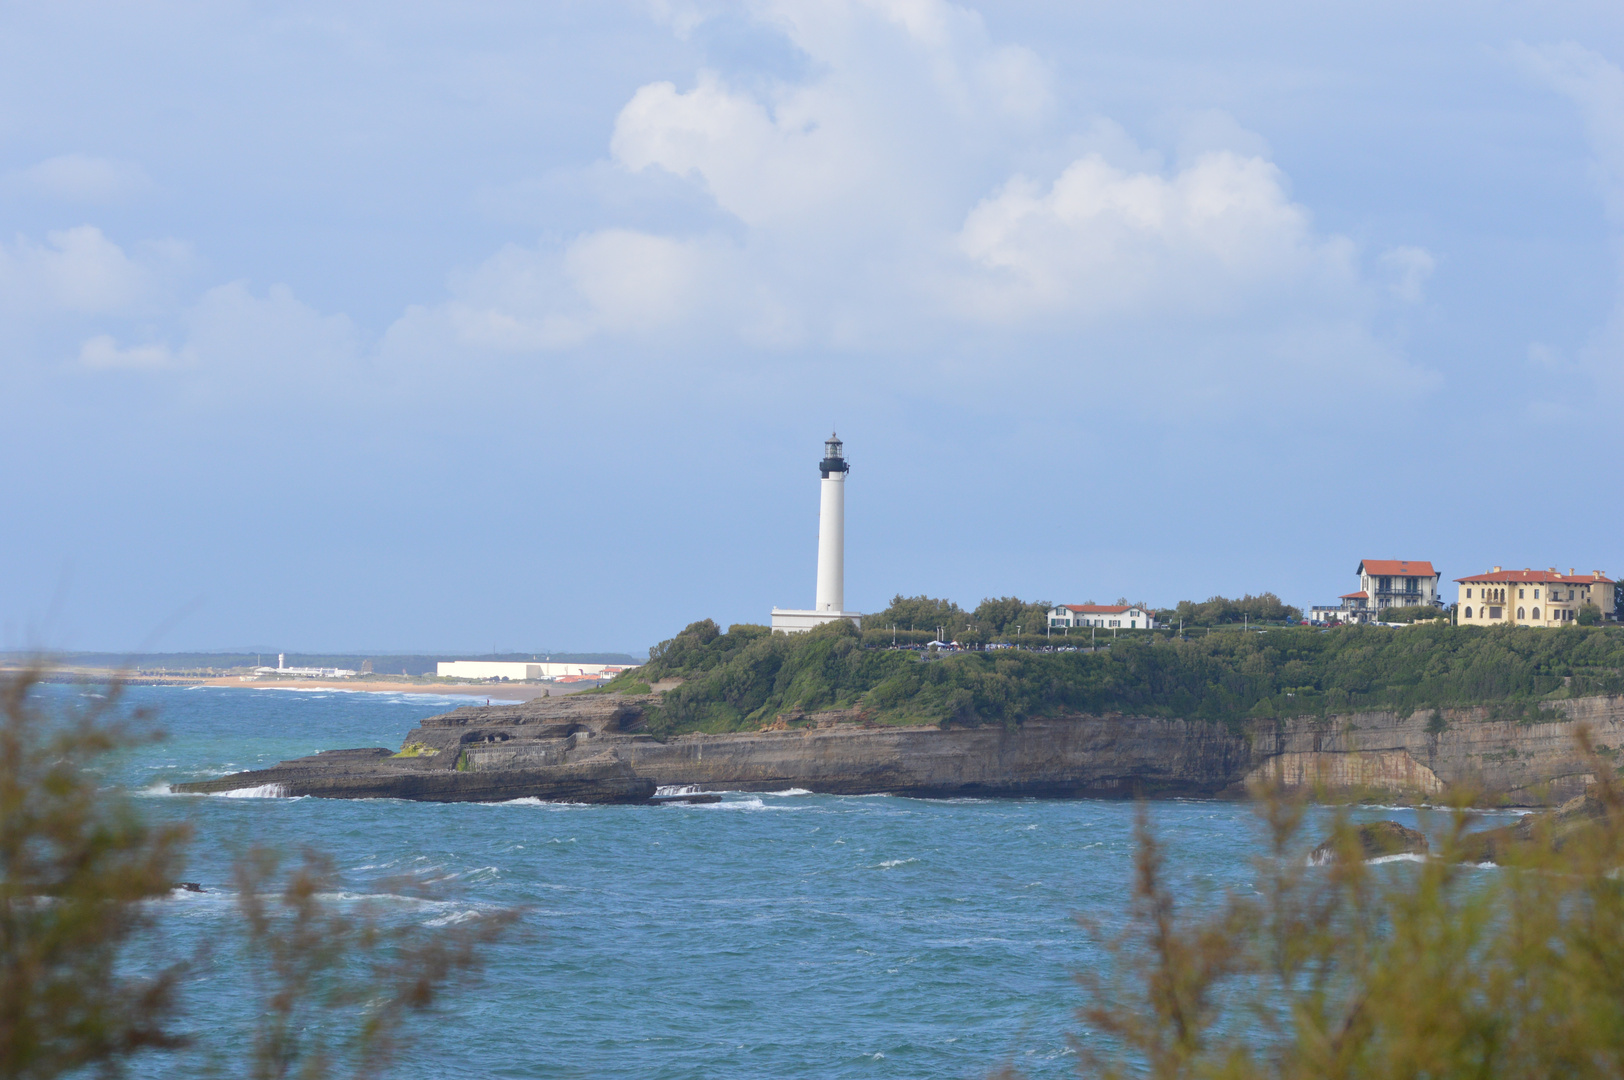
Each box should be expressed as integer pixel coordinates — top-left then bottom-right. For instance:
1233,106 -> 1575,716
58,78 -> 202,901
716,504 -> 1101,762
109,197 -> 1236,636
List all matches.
170,741 -> 656,804
650,793 -> 724,805
1456,792 -> 1613,864
173,882 -> 204,893
1310,820 -> 1430,864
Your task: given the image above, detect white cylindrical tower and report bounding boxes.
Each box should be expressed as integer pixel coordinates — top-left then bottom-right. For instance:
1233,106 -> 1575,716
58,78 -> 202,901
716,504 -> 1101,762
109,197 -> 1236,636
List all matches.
814,433 -> 848,613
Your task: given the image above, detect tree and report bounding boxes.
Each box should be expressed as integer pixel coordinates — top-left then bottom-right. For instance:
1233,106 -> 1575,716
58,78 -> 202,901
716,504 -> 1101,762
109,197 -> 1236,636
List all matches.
0,669 -> 191,1079
0,667 -> 515,1079
1169,593 -> 1303,626
870,595 -> 966,637
1069,752 -> 1624,1080
1578,603 -> 1602,626
971,597 -> 1053,638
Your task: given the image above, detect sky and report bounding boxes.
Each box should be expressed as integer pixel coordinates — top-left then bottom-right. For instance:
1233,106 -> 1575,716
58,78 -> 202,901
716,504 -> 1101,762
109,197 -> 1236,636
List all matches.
4,0 -> 1624,655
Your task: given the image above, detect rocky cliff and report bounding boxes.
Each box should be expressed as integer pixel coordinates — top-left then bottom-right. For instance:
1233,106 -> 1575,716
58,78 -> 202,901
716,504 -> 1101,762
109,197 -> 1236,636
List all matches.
171,691 -> 1624,805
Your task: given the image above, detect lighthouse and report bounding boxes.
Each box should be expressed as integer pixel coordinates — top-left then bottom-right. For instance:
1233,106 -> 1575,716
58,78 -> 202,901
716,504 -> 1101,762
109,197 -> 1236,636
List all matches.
771,432 -> 863,633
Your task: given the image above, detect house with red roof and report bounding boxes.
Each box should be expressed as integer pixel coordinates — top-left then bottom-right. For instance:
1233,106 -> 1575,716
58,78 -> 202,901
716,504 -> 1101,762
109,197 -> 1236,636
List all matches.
1357,559 -> 1442,613
1046,604 -> 1154,631
1309,559 -> 1441,624
1455,567 -> 1615,626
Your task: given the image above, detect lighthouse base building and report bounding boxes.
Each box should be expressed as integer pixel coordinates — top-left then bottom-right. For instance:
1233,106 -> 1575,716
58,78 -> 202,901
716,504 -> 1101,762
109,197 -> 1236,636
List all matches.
771,433 -> 863,634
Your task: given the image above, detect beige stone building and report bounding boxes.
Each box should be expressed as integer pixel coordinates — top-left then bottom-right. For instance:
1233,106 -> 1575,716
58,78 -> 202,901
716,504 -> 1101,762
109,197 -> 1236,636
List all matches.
1455,567 -> 1616,626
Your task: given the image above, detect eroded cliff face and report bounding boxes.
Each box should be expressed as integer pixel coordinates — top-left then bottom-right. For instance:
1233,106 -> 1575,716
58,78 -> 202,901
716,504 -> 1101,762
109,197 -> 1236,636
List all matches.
174,692 -> 1624,805
1246,695 -> 1624,804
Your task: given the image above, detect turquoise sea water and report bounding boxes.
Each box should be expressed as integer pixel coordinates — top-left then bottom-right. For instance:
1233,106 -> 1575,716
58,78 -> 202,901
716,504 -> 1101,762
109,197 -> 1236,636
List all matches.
72,685 -> 1513,1079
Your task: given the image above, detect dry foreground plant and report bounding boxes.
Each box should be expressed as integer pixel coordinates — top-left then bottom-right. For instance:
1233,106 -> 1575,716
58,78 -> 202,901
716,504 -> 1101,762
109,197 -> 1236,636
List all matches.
1067,743 -> 1624,1080
0,668 -> 517,1080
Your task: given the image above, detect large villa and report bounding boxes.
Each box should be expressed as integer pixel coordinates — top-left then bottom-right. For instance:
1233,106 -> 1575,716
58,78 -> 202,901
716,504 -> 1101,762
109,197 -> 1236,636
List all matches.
1456,567 -> 1615,627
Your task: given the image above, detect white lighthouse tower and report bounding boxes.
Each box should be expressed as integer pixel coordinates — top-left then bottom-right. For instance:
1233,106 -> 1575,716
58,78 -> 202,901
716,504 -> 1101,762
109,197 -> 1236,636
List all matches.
771,433 -> 863,634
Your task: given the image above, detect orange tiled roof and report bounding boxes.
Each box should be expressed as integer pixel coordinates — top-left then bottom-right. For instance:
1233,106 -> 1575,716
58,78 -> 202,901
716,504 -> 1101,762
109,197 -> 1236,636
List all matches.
1340,591 -> 1368,599
1455,568 -> 1613,584
1358,560 -> 1437,578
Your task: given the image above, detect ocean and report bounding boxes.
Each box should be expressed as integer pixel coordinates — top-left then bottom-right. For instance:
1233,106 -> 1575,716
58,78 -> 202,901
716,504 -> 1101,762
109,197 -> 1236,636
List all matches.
72,684 -> 1511,1079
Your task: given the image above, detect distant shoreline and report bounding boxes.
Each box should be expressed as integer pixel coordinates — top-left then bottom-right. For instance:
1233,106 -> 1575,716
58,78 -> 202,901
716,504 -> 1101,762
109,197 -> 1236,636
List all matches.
16,668 -> 594,702
199,677 -> 584,701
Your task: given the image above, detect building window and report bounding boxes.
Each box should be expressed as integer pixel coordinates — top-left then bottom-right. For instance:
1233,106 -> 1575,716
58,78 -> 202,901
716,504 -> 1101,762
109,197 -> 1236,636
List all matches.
1519,589 -> 1525,599
1466,588 -> 1472,598
1465,607 -> 1473,618
1532,607 -> 1540,620
1490,607 -> 1502,619
1518,607 -> 1525,620
1534,589 -> 1540,599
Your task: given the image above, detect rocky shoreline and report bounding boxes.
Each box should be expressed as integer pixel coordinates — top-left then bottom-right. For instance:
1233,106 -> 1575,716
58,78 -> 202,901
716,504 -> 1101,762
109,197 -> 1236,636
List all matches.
169,691 -> 1624,806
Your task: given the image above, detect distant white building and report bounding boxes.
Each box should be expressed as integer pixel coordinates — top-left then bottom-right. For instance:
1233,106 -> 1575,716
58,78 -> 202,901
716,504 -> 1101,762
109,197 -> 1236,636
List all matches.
253,653 -> 355,678
436,661 -> 633,681
1047,604 -> 1155,630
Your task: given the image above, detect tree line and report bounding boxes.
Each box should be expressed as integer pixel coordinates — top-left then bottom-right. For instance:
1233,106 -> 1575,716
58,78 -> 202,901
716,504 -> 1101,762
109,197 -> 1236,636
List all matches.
622,617 -> 1624,735
861,592 -> 1304,645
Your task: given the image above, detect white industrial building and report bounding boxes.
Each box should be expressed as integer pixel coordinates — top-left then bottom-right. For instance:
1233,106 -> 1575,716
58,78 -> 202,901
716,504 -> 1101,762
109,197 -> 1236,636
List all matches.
772,433 -> 864,633
253,653 -> 356,678
435,661 -> 633,681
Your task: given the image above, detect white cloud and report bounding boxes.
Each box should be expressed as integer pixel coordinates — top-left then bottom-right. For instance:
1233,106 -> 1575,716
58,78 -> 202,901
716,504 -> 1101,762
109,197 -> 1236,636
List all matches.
1379,246 -> 1435,303
183,282 -> 359,376
379,0 -> 1427,408
1518,43 -> 1624,222
1519,43 -> 1624,394
9,154 -> 151,203
78,335 -> 181,370
953,151 -> 1359,321
0,226 -> 153,315
73,282 -> 360,382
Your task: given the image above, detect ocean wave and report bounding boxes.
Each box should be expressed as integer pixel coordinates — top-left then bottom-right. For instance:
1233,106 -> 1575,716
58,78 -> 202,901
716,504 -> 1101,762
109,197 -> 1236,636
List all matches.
875,858 -> 918,869
423,908 -> 484,927
673,796 -> 809,812
486,797 -> 597,809
1307,851 -> 1437,868
215,783 -> 289,799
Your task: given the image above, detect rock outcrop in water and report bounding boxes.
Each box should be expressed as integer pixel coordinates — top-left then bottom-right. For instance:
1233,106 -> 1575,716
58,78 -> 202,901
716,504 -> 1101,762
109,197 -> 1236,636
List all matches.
170,691 -> 1624,805
1310,821 -> 1430,864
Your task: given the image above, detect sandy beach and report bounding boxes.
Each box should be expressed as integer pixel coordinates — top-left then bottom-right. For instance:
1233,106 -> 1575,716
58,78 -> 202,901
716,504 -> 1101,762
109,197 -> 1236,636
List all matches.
196,676 -> 595,701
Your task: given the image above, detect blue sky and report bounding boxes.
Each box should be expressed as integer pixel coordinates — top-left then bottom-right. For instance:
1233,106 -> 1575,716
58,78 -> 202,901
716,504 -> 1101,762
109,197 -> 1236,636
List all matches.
4,0 -> 1623,654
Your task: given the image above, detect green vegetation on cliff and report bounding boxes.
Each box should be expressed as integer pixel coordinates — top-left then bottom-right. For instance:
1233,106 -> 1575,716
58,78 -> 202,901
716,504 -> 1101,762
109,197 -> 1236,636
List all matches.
606,619 -> 1624,736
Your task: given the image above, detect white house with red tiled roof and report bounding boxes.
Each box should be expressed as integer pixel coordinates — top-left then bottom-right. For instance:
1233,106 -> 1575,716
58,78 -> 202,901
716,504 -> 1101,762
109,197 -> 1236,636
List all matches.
1047,604 -> 1154,630
1357,559 -> 1442,612
1309,560 -> 1441,624
1455,567 -> 1615,626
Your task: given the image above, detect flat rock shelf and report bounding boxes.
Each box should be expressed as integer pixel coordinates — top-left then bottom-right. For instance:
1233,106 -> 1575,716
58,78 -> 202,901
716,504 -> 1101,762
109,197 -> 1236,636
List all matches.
170,691 -> 1624,806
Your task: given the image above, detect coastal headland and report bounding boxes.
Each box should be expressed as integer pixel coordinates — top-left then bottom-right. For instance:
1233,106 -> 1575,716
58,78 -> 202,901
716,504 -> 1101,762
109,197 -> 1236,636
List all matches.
170,687 -> 1624,806
171,620 -> 1624,806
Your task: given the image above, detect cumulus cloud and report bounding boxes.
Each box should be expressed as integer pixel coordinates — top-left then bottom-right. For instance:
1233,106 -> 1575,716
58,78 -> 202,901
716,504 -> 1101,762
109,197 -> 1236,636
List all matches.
8,155 -> 151,203
376,0 -> 1430,408
0,226 -> 153,315
953,151 -> 1359,320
